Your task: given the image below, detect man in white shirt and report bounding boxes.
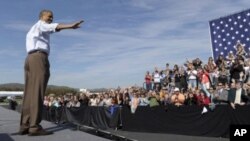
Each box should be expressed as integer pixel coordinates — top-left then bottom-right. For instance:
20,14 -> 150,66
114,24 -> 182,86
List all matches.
153,68 -> 161,91
187,65 -> 197,91
17,10 -> 83,136
228,81 -> 246,109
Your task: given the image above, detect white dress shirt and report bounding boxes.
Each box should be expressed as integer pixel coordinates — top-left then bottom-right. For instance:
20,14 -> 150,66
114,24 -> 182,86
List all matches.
154,73 -> 161,83
235,88 -> 242,104
187,70 -> 197,80
26,20 -> 58,55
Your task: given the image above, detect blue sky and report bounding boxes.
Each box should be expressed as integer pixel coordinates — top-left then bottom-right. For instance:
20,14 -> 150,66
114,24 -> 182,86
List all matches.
0,0 -> 249,89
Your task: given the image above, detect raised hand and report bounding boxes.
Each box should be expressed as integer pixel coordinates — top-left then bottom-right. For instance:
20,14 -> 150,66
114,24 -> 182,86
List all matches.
72,20 -> 84,29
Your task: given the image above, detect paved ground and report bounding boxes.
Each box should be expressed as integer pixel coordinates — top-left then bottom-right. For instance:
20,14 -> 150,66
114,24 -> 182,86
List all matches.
0,106 -> 229,141
0,106 -> 111,141
107,130 -> 229,141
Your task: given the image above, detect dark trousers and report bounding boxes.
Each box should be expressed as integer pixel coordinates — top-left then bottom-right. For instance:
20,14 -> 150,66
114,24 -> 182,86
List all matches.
20,52 -> 50,132
146,83 -> 152,91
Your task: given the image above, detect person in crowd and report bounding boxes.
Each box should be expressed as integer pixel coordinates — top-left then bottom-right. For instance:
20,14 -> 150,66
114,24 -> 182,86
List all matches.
244,59 -> 250,83
187,64 -> 198,91
170,87 -> 185,107
57,96 -> 67,124
173,64 -> 179,73
213,83 -> 229,104
208,87 -> 215,101
230,58 -> 245,83
207,57 -> 216,85
213,67 -> 220,87
216,55 -> 226,70
192,58 -> 203,70
97,94 -> 105,106
67,95 -> 80,107
89,94 -> 99,106
174,67 -> 181,90
130,93 -> 140,114
228,81 -> 246,109
79,93 -> 89,106
153,68 -> 161,91
164,63 -> 171,78
58,96 -> 66,107
218,66 -> 230,84
111,96 -> 118,105
163,90 -> 171,106
161,75 -> 169,90
168,70 -> 175,93
159,70 -> 166,89
72,95 -> 81,107
226,52 -> 235,67
184,91 -> 197,106
43,96 -> 50,107
148,91 -> 160,107
108,97 -> 120,115
145,71 -> 152,91
63,95 -> 70,106
117,93 -> 124,106
53,97 -> 62,124
243,82 -> 250,104
158,89 -> 166,105
52,97 -> 61,108
103,93 -> 112,107
8,96 -> 18,111
179,66 -> 188,93
43,96 -> 50,121
48,96 -> 55,107
47,96 -> 56,122
196,90 -> 211,106
151,72 -> 155,90
139,94 -> 149,106
163,64 -> 171,90
236,41 -> 247,59
198,65 -> 211,97
123,92 -> 131,106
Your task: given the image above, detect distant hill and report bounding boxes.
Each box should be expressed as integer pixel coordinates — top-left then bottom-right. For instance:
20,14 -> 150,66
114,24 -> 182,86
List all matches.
0,83 -> 77,91
0,83 -> 24,91
0,83 -> 109,93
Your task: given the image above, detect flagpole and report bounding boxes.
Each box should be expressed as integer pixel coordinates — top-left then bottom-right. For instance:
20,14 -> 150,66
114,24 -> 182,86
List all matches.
208,21 -> 214,60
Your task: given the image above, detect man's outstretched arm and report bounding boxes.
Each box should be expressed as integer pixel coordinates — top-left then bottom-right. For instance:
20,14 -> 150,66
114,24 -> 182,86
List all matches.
56,20 -> 84,31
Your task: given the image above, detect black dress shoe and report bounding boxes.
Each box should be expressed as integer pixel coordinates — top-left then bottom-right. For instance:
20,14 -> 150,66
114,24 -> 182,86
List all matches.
11,130 -> 29,135
28,129 -> 53,136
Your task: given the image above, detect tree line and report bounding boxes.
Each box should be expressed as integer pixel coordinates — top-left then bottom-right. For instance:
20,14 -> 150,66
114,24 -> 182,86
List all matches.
0,85 -> 78,96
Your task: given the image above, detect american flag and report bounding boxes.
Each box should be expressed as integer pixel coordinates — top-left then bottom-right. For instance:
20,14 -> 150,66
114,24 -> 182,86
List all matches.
209,9 -> 250,60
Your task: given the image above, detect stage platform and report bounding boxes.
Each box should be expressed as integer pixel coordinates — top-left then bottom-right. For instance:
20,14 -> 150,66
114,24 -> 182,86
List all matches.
0,106 -> 111,141
0,106 -> 229,141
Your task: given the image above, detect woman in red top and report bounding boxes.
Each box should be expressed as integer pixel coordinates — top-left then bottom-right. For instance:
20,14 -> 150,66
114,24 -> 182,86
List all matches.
198,65 -> 212,98
200,65 -> 211,89
145,71 -> 152,91
196,91 -> 211,106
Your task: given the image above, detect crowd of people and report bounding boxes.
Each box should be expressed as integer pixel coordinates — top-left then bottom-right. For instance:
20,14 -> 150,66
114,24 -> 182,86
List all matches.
144,42 -> 250,110
43,42 -> 250,118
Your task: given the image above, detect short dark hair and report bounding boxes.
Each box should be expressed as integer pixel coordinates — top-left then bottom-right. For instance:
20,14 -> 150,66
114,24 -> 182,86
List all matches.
39,9 -> 53,19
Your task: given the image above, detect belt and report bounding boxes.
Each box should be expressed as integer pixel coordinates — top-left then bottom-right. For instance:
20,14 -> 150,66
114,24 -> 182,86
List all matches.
28,50 -> 48,56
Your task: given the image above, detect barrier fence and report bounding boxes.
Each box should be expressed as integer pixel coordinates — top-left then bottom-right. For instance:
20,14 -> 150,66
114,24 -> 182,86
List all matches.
42,105 -> 250,138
